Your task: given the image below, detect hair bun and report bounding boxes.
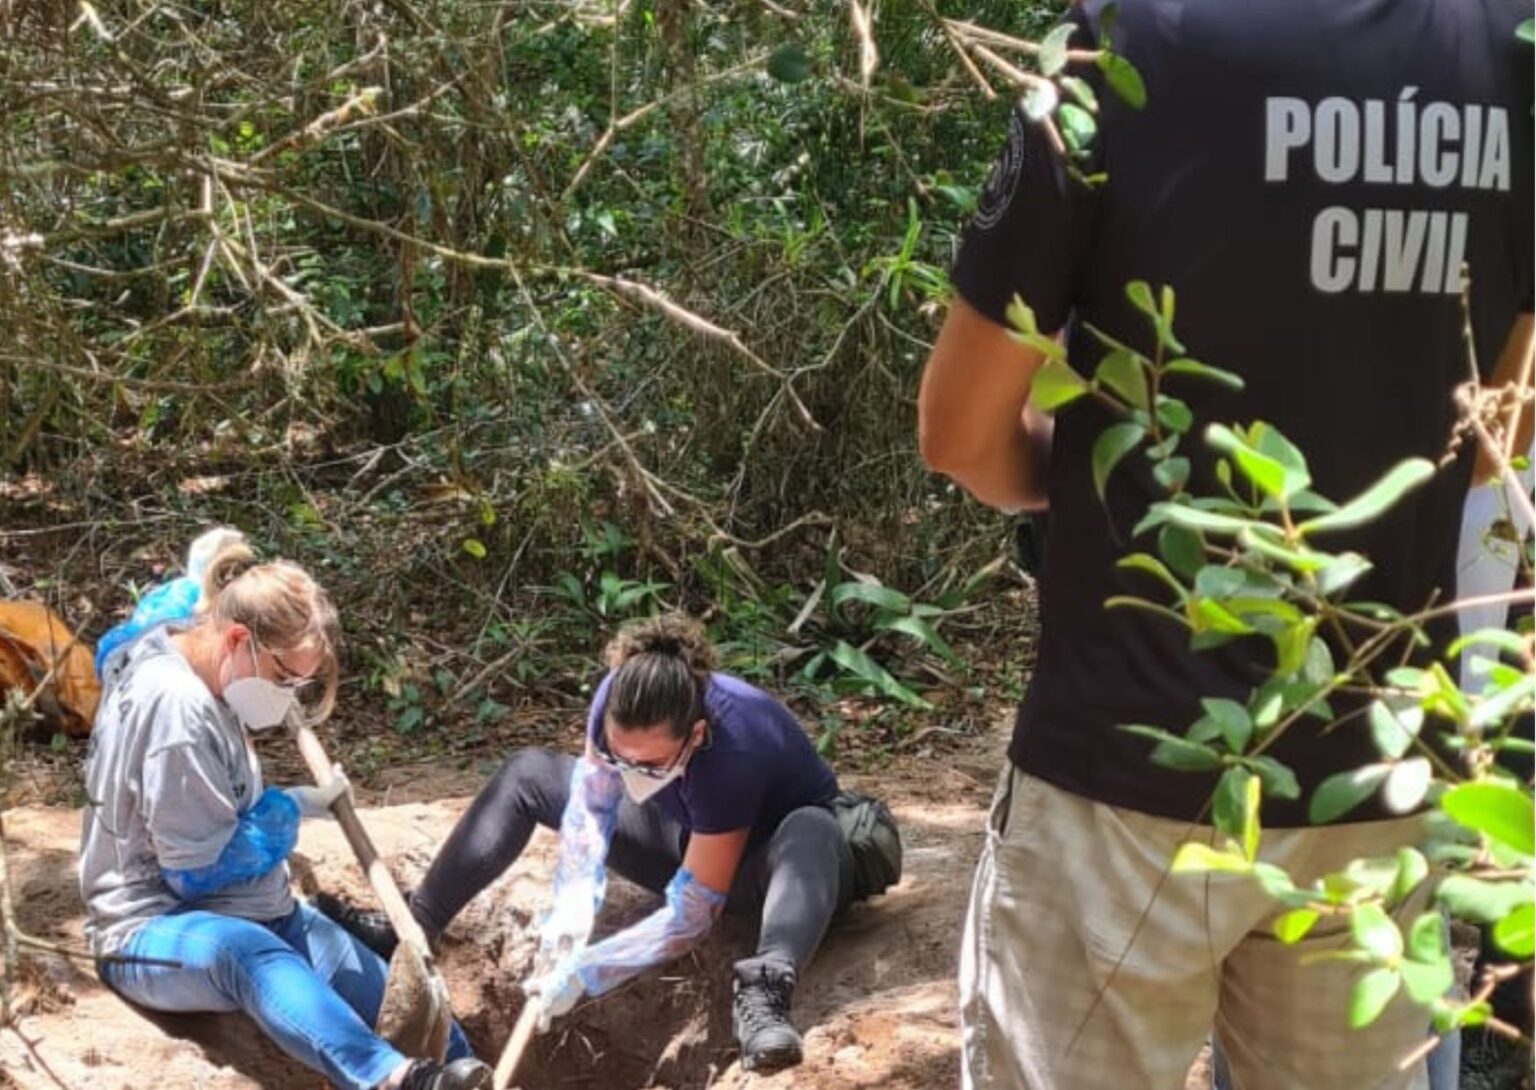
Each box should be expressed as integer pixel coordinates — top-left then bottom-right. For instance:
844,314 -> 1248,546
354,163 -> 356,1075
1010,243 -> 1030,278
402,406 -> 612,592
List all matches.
604,612 -> 716,680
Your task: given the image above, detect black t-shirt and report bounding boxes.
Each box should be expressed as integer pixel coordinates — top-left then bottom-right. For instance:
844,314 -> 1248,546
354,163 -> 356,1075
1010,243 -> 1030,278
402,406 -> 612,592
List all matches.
951,0 -> 1533,825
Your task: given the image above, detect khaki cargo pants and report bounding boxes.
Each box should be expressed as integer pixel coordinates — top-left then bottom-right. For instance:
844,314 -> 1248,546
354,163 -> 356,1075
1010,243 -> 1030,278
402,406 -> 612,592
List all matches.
960,766 -> 1436,1090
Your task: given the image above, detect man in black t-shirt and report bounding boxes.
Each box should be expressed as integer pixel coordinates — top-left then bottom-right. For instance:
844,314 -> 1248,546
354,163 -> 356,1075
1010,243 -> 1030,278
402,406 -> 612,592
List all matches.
918,2 -> 1532,1088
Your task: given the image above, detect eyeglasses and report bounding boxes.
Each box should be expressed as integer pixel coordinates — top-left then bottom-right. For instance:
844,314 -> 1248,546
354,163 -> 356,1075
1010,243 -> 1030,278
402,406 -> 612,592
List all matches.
248,632 -> 318,695
595,729 -> 692,780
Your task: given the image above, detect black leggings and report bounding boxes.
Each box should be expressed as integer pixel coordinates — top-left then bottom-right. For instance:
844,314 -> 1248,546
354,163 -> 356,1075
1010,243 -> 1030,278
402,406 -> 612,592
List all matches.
409,749 -> 857,973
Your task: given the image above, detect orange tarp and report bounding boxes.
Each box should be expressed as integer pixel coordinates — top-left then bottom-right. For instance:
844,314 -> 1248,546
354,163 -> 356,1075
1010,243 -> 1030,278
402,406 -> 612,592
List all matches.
0,601 -> 99,737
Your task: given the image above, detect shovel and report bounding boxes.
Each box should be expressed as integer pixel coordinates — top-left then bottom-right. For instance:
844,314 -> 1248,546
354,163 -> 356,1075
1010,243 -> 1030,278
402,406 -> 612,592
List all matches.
491,1001 -> 540,1090
291,719 -> 454,1060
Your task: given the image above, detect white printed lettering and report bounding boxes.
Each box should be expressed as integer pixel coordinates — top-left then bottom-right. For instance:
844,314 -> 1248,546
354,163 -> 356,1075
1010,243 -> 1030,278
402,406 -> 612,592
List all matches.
1311,207 -> 1357,293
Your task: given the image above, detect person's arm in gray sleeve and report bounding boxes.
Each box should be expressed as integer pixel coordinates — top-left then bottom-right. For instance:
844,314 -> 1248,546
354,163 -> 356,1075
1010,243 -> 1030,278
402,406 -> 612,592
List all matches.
142,737 -> 299,901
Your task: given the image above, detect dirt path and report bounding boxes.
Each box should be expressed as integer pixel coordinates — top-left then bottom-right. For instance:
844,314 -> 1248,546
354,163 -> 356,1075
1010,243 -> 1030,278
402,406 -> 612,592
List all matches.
0,724 -> 1215,1090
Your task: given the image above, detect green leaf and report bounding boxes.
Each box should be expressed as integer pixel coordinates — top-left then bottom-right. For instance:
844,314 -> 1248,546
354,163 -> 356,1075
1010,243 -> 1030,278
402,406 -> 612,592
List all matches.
1212,766 -> 1249,841
1152,456 -> 1191,492
1058,74 -> 1098,111
1274,908 -> 1320,944
1399,957 -> 1454,1005
1301,636 -> 1336,686
1352,903 -> 1404,961
1253,425 -> 1311,485
1202,697 -> 1253,753
879,614 -> 961,666
1468,672 -> 1536,731
461,538 -> 487,559
1158,524 -> 1205,580
1190,597 -> 1255,636
1390,848 -> 1430,904
1194,566 -> 1246,600
1152,502 -> 1253,536
1298,459 -> 1436,537
1207,423 -> 1312,500
1125,280 -> 1157,319
1244,756 -> 1301,800
1097,51 -> 1147,109
1092,422 -> 1146,499
1057,103 -> 1096,151
1237,526 -> 1332,574
1272,616 -> 1318,678
1166,357 -> 1244,390
1447,628 -> 1531,664
1029,360 -> 1089,412
1252,862 -> 1300,901
1309,764 -> 1390,824
1368,699 -> 1423,761
1171,840 -> 1252,875
1116,553 -> 1187,601
1121,724 -> 1223,770
1405,912 -> 1445,963
1518,18 -> 1534,44
1155,396 -> 1193,434
1440,783 -> 1535,856
1316,552 -> 1374,596
1493,901 -> 1535,958
1038,23 -> 1076,76
829,581 -> 911,614
1350,967 -> 1401,1028
768,43 -> 812,83
827,640 -> 931,708
1381,758 -> 1432,815
1095,349 -> 1149,410
1241,770 -> 1262,861
1438,876 -> 1535,924
1005,295 -> 1040,336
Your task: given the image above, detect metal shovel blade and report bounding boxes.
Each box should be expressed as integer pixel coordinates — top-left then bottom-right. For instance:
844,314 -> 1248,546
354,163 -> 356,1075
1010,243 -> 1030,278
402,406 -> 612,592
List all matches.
378,938 -> 453,1061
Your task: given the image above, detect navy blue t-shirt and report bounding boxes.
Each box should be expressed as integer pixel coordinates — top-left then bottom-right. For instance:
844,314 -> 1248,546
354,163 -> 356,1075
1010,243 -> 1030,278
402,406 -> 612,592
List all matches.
586,672 -> 839,843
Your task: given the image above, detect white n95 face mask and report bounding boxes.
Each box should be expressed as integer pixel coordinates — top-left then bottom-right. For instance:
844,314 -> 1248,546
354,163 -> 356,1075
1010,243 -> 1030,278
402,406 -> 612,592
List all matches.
224,676 -> 298,732
620,761 -> 686,805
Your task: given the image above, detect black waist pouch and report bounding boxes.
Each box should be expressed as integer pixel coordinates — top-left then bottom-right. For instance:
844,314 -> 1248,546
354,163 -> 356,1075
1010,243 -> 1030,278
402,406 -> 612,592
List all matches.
832,790 -> 902,899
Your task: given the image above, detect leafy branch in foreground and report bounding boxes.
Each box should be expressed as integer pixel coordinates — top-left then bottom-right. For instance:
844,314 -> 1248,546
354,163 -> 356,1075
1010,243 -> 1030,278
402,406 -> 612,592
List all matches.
1018,286 -> 1534,1044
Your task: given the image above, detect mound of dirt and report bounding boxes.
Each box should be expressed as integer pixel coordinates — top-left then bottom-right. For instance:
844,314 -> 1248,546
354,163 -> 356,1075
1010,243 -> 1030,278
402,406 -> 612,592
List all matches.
0,759 -> 1002,1090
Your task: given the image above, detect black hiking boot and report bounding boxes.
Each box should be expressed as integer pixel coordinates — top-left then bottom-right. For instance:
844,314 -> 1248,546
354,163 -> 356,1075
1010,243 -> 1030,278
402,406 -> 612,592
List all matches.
395,1057 -> 492,1090
732,956 -> 803,1074
313,890 -> 402,960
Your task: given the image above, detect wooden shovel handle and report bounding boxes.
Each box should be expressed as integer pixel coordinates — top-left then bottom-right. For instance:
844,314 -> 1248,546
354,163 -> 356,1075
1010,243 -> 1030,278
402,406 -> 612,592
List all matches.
492,1002 -> 540,1090
291,721 -> 438,962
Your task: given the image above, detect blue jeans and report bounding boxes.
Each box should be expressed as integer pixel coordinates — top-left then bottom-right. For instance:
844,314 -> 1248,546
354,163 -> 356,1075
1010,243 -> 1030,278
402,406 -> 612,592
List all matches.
100,901 -> 471,1090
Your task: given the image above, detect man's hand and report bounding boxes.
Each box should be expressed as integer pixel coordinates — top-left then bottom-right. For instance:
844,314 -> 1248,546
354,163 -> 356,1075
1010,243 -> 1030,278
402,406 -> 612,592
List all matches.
526,959 -> 585,1033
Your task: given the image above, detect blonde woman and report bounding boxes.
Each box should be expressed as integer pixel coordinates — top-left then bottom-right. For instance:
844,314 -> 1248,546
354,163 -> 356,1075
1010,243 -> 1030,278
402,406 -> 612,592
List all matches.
79,539 -> 489,1090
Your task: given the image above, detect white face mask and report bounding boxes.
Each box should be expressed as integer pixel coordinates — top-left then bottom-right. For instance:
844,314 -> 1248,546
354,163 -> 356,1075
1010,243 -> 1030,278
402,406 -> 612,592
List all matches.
619,761 -> 687,805
223,675 -> 298,732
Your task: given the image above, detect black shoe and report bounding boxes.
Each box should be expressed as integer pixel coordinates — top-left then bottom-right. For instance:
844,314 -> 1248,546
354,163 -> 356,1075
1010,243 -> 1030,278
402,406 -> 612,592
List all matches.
313,890 -> 401,960
732,956 -> 803,1074
396,1058 -> 492,1090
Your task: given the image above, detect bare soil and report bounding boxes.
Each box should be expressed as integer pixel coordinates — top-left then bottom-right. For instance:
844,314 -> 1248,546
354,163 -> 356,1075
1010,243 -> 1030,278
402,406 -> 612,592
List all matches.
2,725 -> 1101,1090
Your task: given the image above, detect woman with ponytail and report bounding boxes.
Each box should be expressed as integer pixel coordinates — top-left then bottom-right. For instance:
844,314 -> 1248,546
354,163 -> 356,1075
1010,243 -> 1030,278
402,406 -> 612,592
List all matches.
321,613 -> 901,1074
79,535 -> 490,1090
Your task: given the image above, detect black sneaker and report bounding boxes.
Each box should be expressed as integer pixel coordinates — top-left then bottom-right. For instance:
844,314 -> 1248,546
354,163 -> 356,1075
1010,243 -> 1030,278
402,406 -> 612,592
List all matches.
732,956 -> 803,1074
396,1058 -> 492,1090
313,890 -> 401,960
